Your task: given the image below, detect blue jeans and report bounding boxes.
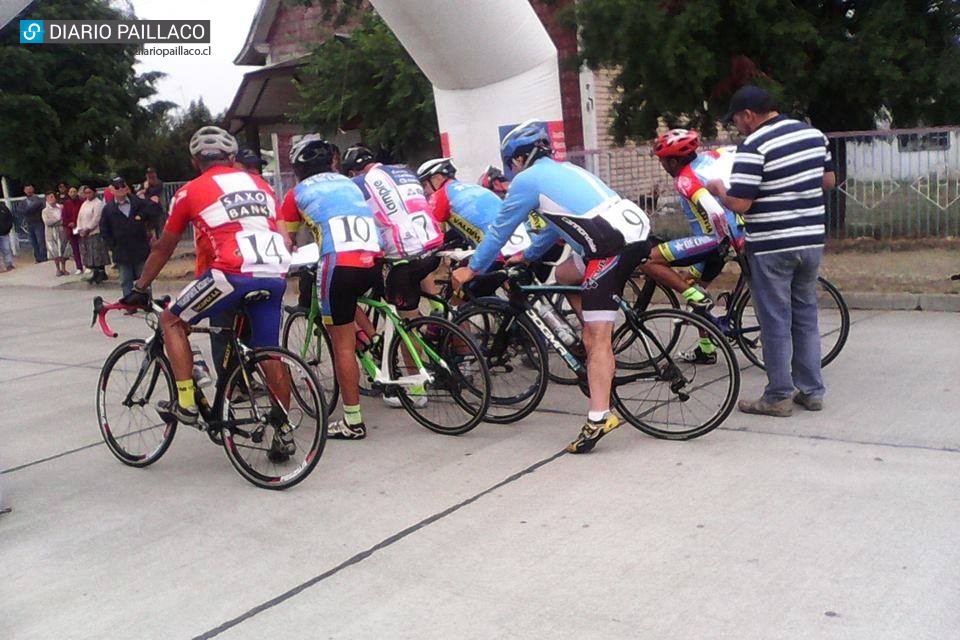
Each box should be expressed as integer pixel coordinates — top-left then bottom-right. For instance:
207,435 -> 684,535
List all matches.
27,222 -> 47,262
746,247 -> 826,402
118,261 -> 145,297
0,234 -> 14,268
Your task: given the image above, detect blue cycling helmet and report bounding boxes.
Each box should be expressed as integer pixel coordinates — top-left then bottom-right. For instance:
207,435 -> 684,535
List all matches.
500,119 -> 552,170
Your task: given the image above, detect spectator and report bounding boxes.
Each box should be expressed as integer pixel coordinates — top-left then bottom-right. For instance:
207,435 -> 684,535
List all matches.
77,186 -> 110,284
138,167 -> 165,221
709,85 -> 836,417
56,181 -> 69,204
235,148 -> 267,176
0,201 -> 15,272
100,178 -> 158,296
21,184 -> 46,262
41,192 -> 69,276
61,186 -> 84,274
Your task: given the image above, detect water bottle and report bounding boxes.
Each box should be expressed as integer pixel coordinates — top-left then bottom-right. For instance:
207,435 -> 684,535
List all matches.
533,299 -> 577,346
191,347 -> 213,388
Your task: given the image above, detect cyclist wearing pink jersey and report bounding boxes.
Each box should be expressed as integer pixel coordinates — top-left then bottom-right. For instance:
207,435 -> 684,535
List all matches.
121,127 -> 293,459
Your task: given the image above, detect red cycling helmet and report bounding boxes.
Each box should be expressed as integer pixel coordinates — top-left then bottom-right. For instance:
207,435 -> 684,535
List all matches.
653,129 -> 701,158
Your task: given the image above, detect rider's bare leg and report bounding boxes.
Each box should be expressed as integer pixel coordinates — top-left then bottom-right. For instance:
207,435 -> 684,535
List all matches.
555,255 -> 584,319
582,320 -> 615,413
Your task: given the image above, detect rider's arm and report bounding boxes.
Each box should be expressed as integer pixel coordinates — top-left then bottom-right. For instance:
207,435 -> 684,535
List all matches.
522,225 -> 561,262
691,188 -> 733,239
468,176 -> 540,274
135,189 -> 191,290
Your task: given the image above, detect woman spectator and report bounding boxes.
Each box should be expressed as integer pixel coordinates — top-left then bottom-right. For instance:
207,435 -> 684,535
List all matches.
77,186 -> 109,284
41,192 -> 69,276
61,186 -> 84,274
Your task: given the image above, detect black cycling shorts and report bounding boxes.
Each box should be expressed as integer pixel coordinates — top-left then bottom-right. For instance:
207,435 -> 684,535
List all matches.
385,255 -> 441,312
317,256 -> 382,326
580,241 -> 652,322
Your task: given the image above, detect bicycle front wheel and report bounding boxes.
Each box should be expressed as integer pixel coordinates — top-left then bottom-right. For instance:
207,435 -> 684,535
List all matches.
733,276 -> 850,369
454,303 -> 549,424
97,339 -> 177,467
281,308 -> 339,411
388,316 -> 491,435
220,347 -> 326,490
612,309 -> 739,440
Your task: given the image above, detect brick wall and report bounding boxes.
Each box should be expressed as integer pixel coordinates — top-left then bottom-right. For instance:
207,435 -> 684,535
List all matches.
266,2 -> 368,63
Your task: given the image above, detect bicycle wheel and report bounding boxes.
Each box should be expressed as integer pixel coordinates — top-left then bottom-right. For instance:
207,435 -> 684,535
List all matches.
97,338 -> 177,467
625,274 -> 681,312
455,303 -> 549,424
281,308 -> 339,411
220,347 -> 326,490
733,276 -> 850,369
612,309 -> 739,440
387,315 -> 491,435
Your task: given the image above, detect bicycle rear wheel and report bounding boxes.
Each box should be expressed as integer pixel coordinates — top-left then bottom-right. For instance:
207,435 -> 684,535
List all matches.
733,276 -> 850,369
388,316 -> 491,435
612,309 -> 739,440
455,303 -> 548,424
281,308 -> 339,411
97,339 -> 177,467
220,347 -> 326,490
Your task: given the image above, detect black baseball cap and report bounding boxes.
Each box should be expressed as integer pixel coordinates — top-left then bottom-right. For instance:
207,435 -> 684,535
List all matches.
110,176 -> 126,188
724,85 -> 776,122
236,148 -> 267,168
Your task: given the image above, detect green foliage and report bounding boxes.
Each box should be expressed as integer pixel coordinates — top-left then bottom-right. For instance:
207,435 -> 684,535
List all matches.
576,0 -> 960,140
293,12 -> 438,157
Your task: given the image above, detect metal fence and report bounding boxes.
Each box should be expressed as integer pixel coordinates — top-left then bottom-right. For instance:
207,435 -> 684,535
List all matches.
567,125 -> 960,240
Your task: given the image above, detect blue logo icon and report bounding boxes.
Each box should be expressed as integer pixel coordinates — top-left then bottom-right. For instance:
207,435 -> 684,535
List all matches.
20,20 -> 44,44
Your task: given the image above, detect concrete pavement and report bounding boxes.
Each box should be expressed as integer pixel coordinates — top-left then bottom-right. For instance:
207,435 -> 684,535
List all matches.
1,285 -> 958,640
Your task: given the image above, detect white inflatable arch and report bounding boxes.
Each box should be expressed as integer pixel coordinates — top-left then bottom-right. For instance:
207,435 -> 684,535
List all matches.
369,0 -> 565,181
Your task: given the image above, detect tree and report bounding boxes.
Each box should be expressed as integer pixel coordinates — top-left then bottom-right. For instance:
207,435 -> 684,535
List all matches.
293,11 -> 438,157
0,0 -> 171,185
575,0 -> 960,140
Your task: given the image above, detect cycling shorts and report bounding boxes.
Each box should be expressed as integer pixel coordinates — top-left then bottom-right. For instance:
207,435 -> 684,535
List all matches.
580,241 -> 652,322
656,234 -> 727,283
385,255 -> 441,312
170,269 -> 286,348
317,254 -> 382,326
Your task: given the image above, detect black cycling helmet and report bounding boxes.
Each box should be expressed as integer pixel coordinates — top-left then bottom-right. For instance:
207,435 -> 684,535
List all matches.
341,145 -> 376,173
290,134 -> 335,179
236,147 -> 267,169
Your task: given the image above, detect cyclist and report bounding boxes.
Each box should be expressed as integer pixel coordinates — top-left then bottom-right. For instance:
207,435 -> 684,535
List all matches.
478,165 -> 511,199
280,136 -> 383,440
650,128 -> 745,363
452,120 -> 666,453
120,126 -> 294,455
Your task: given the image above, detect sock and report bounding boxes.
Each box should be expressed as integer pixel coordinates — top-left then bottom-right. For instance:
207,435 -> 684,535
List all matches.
176,380 -> 196,408
343,404 -> 363,426
588,410 -> 609,422
698,338 -> 716,354
427,298 -> 445,314
682,286 -> 706,303
409,384 -> 426,396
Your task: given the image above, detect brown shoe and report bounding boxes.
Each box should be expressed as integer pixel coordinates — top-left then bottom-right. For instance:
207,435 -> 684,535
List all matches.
793,392 -> 823,411
738,397 -> 793,417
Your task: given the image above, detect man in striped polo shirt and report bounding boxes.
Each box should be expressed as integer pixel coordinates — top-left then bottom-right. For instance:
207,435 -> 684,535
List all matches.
708,85 -> 836,417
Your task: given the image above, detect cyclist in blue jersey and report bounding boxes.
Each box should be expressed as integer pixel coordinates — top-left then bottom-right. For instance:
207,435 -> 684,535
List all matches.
280,136 -> 383,440
650,128 -> 746,363
452,120 -> 695,453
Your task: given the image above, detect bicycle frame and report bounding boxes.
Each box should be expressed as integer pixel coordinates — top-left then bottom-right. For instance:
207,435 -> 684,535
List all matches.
355,296 -> 437,388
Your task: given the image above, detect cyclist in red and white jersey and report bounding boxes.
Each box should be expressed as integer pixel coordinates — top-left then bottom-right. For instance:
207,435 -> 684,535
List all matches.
122,127 -> 292,445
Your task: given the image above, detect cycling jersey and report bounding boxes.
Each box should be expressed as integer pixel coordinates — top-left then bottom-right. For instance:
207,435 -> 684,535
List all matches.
427,179 -> 532,257
165,165 -> 291,277
675,148 -> 743,241
353,163 -> 442,260
469,157 -> 650,274
283,171 -> 381,269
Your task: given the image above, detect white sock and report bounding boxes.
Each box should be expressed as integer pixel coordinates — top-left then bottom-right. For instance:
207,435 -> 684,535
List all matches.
588,410 -> 609,422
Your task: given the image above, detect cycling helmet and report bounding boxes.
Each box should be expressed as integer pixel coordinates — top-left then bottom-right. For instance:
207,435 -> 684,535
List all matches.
236,148 -> 266,168
290,134 -> 335,178
189,126 -> 238,159
416,157 -> 457,182
653,129 -> 700,158
500,119 -> 552,169
341,145 -> 376,173
478,165 -> 506,189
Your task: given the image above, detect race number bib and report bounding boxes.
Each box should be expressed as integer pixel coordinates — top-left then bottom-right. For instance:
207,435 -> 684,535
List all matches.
237,229 -> 291,276
403,212 -> 442,247
598,199 -> 650,244
501,223 -> 532,257
329,214 -> 379,253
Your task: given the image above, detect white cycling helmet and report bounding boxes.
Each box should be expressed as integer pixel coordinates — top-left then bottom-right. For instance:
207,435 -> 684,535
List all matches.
416,157 -> 457,182
189,126 -> 238,159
